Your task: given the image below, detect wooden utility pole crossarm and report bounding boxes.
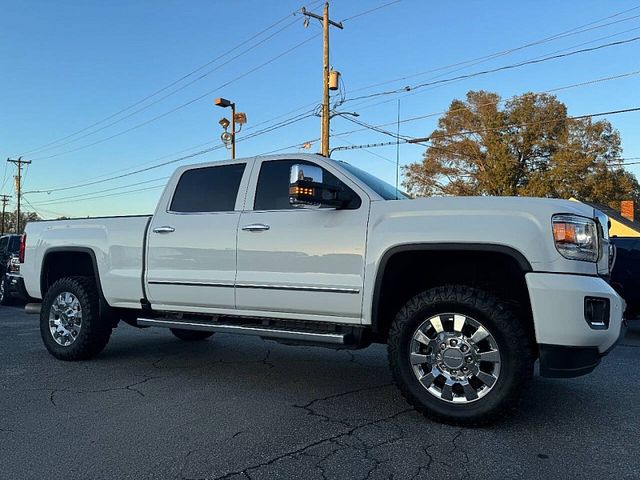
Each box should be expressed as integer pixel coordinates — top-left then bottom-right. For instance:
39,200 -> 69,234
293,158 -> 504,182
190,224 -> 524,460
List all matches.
302,2 -> 343,157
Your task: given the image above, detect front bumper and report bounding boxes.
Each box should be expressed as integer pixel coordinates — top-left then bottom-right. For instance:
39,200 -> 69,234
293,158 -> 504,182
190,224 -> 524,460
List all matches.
526,272 -> 626,378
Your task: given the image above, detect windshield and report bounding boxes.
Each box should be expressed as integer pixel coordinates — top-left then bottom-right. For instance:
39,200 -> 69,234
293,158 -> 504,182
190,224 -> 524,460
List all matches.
339,162 -> 409,200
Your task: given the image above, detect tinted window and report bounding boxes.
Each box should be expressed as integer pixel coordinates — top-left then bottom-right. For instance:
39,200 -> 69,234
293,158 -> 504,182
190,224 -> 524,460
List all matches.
339,161 -> 409,200
0,237 -> 7,252
254,159 -> 359,210
8,236 -> 19,253
170,163 -> 245,213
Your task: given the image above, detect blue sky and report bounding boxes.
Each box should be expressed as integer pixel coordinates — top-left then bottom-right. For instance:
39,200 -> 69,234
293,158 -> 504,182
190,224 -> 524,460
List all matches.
1,0 -> 639,218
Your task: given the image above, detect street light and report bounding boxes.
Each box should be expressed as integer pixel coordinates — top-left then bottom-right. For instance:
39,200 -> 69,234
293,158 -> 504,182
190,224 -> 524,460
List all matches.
214,97 -> 246,159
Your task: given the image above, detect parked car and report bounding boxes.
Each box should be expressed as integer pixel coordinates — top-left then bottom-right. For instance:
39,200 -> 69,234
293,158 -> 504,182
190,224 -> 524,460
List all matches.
20,153 -> 625,425
0,234 -> 27,305
610,236 -> 640,319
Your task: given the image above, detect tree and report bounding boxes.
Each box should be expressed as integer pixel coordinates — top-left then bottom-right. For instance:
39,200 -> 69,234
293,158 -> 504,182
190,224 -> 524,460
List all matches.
2,211 -> 41,234
403,90 -> 640,209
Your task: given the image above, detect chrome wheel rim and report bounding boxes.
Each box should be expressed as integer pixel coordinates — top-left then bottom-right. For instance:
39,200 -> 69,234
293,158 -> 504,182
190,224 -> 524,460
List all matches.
410,313 -> 501,404
0,277 -> 5,302
49,292 -> 83,347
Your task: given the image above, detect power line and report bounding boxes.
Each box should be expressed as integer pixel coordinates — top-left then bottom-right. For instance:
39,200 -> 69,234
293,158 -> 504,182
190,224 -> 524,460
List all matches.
332,106 -> 640,150
31,184 -> 166,206
329,70 -> 640,139
245,7 -> 640,138
345,9 -> 640,99
29,176 -> 169,206
21,196 -> 46,220
344,35 -> 640,104
351,25 -> 640,115
30,34 -> 321,161
27,0 -> 405,164
427,107 -> 640,141
18,4 -> 640,202
21,18 -> 306,157
18,1 -> 323,157
341,0 -> 402,22
26,110 -> 316,195
24,0 -> 395,162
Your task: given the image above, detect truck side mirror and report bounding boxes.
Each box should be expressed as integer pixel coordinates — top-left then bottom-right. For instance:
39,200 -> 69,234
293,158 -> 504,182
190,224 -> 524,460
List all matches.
289,164 -> 347,209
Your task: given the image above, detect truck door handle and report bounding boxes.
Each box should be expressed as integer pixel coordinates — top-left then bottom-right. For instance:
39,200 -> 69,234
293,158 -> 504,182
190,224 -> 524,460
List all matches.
153,226 -> 175,234
241,223 -> 270,232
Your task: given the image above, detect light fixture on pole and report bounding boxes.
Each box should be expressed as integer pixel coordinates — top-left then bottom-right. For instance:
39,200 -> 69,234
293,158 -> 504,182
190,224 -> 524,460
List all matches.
215,98 -> 247,159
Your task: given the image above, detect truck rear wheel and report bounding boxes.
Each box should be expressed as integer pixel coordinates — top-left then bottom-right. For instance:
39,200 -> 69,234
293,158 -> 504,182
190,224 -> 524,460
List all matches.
170,328 -> 214,341
388,285 -> 534,426
40,276 -> 112,361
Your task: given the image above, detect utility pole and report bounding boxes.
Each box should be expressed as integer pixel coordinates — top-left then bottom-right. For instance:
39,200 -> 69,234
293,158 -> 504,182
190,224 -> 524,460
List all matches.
7,157 -> 31,234
0,195 -> 10,236
302,2 -> 343,156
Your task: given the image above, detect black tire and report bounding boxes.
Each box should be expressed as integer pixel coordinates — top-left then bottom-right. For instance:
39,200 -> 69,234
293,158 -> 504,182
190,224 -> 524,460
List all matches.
0,275 -> 11,305
170,328 -> 214,341
388,285 -> 534,426
40,276 -> 112,361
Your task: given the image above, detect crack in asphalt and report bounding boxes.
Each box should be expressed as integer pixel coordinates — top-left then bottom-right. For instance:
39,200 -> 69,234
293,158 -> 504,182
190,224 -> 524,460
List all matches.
292,383 -> 393,426
177,450 -> 196,480
439,429 -> 470,479
261,348 -> 274,369
312,438 -> 347,480
211,408 -> 414,480
407,443 -> 435,479
49,376 -> 158,406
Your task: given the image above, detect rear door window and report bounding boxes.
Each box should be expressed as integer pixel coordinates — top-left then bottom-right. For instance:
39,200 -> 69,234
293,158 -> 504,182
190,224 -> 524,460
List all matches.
170,163 -> 246,213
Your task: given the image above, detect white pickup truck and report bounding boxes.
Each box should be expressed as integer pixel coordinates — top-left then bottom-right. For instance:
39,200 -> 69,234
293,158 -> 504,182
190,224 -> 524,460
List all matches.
21,153 -> 626,425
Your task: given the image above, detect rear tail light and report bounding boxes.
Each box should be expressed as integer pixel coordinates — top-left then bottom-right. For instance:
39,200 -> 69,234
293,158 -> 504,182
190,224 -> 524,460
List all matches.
19,234 -> 26,263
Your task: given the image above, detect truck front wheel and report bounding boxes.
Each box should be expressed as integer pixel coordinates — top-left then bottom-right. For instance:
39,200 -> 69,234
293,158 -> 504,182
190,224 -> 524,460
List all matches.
388,285 -> 534,426
40,276 -> 112,361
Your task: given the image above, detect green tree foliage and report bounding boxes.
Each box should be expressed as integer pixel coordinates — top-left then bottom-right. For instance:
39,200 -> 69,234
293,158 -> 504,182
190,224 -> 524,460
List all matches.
403,90 -> 639,208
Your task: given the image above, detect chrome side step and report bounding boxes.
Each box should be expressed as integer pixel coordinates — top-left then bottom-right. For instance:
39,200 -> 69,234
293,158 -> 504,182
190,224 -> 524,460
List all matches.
136,317 -> 347,344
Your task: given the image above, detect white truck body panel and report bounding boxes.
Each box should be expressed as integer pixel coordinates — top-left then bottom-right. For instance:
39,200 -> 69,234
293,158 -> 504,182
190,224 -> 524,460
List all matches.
526,272 -> 624,353
235,155 -> 370,321
22,215 -> 150,309
21,153 -> 624,355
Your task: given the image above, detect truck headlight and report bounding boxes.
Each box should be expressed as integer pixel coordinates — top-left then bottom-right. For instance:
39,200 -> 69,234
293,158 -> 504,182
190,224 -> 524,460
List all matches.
552,214 -> 599,262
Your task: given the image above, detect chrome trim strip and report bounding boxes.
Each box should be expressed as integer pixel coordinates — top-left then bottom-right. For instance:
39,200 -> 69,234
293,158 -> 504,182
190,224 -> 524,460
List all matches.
148,281 -> 234,288
137,318 -> 347,344
235,284 -> 360,294
148,281 -> 360,294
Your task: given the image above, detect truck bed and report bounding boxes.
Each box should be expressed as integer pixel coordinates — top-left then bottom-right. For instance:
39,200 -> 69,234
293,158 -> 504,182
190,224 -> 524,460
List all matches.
22,215 -> 152,309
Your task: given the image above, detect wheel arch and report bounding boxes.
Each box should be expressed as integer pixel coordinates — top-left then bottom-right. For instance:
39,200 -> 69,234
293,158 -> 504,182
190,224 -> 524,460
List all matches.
40,247 -> 106,303
370,243 -> 534,341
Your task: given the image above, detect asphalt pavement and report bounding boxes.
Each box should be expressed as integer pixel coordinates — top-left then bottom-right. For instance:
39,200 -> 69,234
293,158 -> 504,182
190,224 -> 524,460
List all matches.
1,304 -> 639,480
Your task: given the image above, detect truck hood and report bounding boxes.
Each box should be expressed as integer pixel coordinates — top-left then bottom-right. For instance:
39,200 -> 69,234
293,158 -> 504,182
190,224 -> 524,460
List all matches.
371,196 -> 595,219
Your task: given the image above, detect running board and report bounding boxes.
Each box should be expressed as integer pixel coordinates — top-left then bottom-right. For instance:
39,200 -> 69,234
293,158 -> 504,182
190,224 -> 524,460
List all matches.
136,317 -> 348,345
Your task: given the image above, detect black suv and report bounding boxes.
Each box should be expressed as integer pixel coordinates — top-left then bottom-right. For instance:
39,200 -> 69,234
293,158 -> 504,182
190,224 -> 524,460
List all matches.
0,234 -> 25,305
